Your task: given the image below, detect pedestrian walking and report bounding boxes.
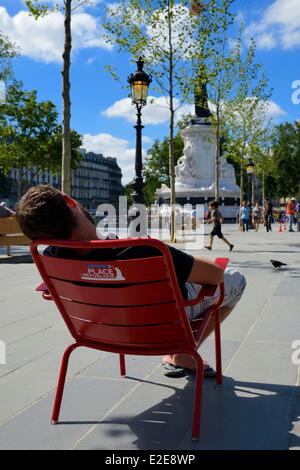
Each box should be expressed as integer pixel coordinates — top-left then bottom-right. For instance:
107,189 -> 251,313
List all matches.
286,198 -> 296,232
252,202 -> 262,232
240,201 -> 251,232
204,201 -> 234,252
295,202 -> 300,232
264,199 -> 273,232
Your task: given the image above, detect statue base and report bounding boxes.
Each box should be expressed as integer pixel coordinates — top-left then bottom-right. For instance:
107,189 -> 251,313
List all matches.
156,186 -> 240,221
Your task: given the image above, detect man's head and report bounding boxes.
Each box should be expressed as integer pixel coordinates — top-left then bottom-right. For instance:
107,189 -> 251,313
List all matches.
16,185 -> 96,241
209,200 -> 219,210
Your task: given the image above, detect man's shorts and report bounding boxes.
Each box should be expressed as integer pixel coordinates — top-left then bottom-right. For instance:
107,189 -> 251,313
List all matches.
185,268 -> 246,321
210,226 -> 223,239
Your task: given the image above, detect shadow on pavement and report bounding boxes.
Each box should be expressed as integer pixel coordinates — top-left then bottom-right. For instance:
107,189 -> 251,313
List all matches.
0,254 -> 33,264
67,375 -> 300,450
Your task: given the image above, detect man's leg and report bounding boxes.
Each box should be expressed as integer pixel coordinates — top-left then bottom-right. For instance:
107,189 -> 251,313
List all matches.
163,268 -> 246,371
163,306 -> 234,370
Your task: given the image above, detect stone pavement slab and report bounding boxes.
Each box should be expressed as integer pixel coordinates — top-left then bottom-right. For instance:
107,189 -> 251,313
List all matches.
0,226 -> 299,449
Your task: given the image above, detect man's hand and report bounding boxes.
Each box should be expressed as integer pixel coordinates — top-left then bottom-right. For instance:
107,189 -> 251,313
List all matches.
188,258 -> 224,286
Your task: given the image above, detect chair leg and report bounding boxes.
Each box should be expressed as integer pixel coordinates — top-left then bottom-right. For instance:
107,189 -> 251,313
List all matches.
51,343 -> 78,424
119,354 -> 126,376
214,308 -> 223,386
191,352 -> 204,441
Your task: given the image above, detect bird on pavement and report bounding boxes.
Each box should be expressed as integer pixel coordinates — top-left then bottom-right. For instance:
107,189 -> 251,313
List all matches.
270,260 -> 287,269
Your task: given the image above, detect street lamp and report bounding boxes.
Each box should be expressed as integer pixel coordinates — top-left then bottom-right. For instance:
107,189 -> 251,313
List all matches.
128,57 -> 152,206
246,158 -> 255,205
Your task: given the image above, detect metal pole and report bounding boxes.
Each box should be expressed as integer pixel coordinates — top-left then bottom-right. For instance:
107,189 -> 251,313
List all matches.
128,103 -> 148,237
248,174 -> 251,204
132,104 -> 145,205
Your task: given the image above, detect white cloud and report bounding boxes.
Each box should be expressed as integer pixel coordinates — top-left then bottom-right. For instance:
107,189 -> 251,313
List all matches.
266,100 -> 287,119
245,0 -> 300,50
0,6 -> 111,63
83,132 -> 148,183
102,96 -> 194,126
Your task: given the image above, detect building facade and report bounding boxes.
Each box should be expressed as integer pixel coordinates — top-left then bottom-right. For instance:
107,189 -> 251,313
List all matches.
6,150 -> 123,208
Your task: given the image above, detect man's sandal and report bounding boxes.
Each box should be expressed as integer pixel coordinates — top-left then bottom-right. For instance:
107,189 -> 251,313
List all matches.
162,363 -> 217,378
162,363 -> 185,377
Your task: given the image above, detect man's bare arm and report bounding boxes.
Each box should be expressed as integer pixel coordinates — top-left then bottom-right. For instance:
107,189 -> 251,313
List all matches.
187,258 -> 224,286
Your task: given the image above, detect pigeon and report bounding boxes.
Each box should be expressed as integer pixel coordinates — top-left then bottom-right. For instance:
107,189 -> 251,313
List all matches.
270,260 -> 287,269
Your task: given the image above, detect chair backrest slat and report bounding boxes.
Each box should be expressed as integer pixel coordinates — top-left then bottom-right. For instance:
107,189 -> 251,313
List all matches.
31,238 -> 195,351
40,256 -> 168,284
60,299 -> 180,325
68,316 -> 188,347
49,277 -> 175,306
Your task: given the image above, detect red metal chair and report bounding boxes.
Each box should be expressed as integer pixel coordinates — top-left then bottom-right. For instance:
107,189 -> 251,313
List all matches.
31,238 -> 228,440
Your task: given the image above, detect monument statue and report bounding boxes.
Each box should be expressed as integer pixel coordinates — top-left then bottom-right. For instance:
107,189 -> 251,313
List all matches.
175,139 -> 198,185
191,81 -> 212,125
157,72 -> 240,218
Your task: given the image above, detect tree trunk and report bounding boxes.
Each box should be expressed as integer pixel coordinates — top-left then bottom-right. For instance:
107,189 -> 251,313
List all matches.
215,113 -> 220,201
252,174 -> 255,204
61,0 -> 72,195
240,163 -> 244,204
18,167 -> 24,199
262,170 -> 265,210
168,0 -> 176,242
169,107 -> 176,242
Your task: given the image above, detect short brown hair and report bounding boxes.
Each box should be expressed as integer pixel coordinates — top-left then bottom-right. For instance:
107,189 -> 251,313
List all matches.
16,185 -> 77,240
209,200 -> 219,209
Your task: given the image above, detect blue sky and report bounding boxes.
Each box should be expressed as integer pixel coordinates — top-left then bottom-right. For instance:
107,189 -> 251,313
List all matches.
1,0 -> 300,183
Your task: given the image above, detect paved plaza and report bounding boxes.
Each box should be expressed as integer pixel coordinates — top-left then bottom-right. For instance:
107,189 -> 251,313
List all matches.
0,225 -> 299,450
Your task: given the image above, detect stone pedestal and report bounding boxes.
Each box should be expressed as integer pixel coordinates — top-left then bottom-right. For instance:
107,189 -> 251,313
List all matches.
156,122 -> 240,220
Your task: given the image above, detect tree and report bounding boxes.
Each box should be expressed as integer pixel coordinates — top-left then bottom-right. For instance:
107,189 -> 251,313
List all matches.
0,170 -> 11,198
190,0 -> 237,201
0,81 -> 82,196
222,28 -> 272,202
0,32 -> 18,84
225,100 -> 272,202
25,0 -> 91,195
103,0 -> 218,240
143,132 -> 184,204
0,32 -> 18,106
270,122 -> 300,197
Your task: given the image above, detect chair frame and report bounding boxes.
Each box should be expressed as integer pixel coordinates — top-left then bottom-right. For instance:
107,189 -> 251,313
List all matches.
31,238 -> 227,440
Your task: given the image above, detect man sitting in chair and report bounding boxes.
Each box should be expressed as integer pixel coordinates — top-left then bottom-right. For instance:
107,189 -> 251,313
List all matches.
16,185 -> 246,377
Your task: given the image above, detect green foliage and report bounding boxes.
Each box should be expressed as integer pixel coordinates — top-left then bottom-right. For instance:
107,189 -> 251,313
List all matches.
25,1 -> 54,18
123,183 -> 134,206
0,81 -> 82,176
143,132 -> 183,204
0,32 -> 18,84
270,121 -> 300,197
25,0 -> 92,17
0,169 -> 11,198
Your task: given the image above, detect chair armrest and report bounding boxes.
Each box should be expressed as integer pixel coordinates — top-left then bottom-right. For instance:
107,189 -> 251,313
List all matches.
214,257 -> 229,271
35,281 -> 53,301
183,258 -> 229,307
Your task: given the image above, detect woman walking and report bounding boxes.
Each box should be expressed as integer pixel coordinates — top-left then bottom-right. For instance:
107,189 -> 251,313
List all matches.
264,199 -> 273,232
252,202 -> 262,232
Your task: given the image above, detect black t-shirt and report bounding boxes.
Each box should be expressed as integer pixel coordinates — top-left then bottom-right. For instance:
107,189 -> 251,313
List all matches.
265,202 -> 273,215
44,244 -> 194,300
212,209 -> 222,227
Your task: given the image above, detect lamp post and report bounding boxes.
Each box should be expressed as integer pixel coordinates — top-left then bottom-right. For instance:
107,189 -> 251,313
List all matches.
246,158 -> 255,206
128,58 -> 152,206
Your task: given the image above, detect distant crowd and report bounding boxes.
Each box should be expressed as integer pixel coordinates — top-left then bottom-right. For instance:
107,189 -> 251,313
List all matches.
237,198 -> 300,233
